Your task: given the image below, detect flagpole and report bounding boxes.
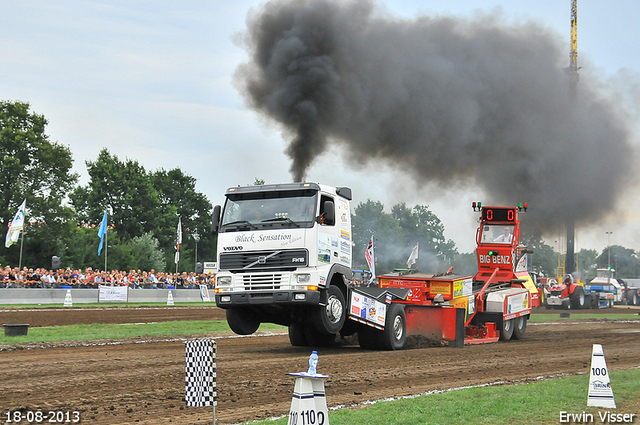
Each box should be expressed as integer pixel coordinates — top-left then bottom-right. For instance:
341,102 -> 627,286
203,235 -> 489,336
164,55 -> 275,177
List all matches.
18,228 -> 24,271
104,211 -> 108,272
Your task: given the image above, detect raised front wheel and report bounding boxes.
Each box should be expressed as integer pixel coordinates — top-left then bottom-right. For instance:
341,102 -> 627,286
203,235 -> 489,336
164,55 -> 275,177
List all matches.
226,307 -> 260,335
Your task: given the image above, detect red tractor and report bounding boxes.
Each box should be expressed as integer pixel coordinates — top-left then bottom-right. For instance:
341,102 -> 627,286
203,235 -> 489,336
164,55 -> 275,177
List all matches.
351,203 -> 539,349
544,274 -> 588,309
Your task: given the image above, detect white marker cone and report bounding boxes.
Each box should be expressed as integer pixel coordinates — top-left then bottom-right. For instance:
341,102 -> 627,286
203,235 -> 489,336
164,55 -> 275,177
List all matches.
587,344 -> 616,408
63,289 -> 73,307
167,290 -> 175,306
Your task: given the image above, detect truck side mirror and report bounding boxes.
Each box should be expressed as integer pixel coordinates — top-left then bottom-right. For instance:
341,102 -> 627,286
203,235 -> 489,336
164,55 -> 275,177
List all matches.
211,205 -> 221,234
318,200 -> 335,226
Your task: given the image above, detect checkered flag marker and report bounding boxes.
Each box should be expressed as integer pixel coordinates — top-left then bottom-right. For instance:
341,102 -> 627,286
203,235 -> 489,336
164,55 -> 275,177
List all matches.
185,339 -> 217,408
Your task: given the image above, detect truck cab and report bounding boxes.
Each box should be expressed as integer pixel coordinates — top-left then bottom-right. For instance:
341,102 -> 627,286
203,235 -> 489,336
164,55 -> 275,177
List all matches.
474,205 -> 540,307
211,183 -> 353,345
585,268 -> 623,307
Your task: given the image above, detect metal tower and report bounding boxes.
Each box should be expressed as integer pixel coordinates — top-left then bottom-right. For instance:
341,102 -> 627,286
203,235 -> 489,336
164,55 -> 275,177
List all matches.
565,0 -> 579,275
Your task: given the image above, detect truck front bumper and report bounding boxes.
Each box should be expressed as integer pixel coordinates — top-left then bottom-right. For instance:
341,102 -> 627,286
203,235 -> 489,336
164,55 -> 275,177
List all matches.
215,290 -> 321,308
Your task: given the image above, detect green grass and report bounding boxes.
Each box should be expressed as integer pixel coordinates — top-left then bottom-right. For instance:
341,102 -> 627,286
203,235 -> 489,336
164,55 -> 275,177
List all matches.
247,369 -> 640,425
0,320 -> 286,345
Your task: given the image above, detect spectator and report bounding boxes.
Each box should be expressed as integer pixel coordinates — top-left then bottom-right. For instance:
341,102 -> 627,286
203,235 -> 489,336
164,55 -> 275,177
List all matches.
0,264 -> 216,289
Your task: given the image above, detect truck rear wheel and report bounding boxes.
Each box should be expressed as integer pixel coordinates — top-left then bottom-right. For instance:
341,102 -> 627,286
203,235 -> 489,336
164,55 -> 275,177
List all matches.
288,322 -> 307,346
500,318 -> 514,341
313,285 -> 346,335
377,303 -> 406,350
305,327 -> 337,347
226,307 -> 260,335
512,316 -> 527,340
358,325 -> 378,350
570,286 -> 585,310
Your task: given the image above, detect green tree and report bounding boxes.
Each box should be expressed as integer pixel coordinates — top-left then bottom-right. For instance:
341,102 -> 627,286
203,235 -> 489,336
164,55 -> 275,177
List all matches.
71,150 -> 213,272
520,229 -> 557,278
596,245 -> 640,280
450,252 -> 478,276
577,248 -> 598,282
351,200 -> 457,275
71,149 -> 161,240
0,100 -> 78,267
128,233 -> 165,272
151,168 -> 213,270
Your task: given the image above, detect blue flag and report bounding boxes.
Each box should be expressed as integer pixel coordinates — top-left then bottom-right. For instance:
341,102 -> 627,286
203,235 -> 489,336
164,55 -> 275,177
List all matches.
98,209 -> 107,255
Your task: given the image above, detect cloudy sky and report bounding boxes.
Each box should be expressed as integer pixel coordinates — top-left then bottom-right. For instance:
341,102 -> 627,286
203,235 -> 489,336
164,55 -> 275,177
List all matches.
2,0 -> 640,254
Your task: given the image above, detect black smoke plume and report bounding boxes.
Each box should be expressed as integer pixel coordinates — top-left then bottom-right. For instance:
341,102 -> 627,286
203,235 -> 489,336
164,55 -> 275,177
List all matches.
234,0 -> 634,230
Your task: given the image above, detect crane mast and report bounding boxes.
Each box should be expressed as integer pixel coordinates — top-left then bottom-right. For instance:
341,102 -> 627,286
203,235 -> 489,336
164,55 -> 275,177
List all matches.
565,0 -> 578,275
569,0 -> 579,91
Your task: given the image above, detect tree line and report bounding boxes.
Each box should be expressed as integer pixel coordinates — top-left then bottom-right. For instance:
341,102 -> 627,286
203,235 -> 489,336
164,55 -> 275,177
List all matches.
2,100 -> 639,279
1,100 -> 214,272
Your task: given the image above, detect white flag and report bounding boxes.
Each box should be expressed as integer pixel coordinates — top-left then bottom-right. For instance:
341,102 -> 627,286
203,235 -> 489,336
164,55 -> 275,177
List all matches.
407,242 -> 419,269
365,236 -> 376,280
5,199 -> 26,248
175,217 -> 182,264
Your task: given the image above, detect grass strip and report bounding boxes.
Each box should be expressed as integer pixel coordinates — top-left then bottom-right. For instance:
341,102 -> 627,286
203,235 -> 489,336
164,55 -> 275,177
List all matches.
0,320 -> 285,345
248,369 -> 640,425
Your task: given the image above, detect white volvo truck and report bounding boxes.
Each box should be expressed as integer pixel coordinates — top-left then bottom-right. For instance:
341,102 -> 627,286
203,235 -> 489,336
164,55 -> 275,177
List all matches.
211,183 -> 353,346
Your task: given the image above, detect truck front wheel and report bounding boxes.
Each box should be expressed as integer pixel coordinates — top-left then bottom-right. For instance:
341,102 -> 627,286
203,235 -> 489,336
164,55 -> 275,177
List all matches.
226,307 -> 260,335
313,285 -> 346,335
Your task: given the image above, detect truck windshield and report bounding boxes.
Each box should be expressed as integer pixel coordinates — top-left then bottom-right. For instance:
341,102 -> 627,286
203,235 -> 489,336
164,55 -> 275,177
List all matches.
480,224 -> 515,244
220,190 -> 318,231
596,269 -> 614,278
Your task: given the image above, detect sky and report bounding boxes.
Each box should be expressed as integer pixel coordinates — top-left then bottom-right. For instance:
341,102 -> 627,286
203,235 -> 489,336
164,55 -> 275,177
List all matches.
2,0 -> 640,255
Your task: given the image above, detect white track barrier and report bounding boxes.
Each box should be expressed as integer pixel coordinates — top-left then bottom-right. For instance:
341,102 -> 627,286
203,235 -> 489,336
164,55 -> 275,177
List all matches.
587,344 -> 616,408
63,289 -> 73,307
287,373 -> 330,425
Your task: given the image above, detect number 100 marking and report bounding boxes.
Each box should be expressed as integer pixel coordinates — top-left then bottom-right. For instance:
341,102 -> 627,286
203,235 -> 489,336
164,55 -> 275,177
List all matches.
592,367 -> 607,376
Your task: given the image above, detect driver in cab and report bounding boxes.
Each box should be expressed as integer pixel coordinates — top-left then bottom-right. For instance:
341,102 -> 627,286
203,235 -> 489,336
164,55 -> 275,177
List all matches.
494,227 -> 513,243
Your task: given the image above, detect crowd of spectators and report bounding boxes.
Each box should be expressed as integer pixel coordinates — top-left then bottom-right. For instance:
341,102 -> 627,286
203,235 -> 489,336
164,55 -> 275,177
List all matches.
0,265 -> 214,289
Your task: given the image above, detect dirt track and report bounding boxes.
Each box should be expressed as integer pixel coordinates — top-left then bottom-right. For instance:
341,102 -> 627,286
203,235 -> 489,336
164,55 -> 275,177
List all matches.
1,306 -> 639,424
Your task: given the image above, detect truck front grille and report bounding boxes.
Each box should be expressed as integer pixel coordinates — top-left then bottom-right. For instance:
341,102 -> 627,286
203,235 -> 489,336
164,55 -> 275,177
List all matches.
220,249 -> 308,272
243,274 -> 282,291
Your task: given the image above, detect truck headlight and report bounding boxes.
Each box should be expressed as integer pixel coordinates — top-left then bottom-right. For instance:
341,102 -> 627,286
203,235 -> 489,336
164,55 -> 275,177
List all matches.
217,276 -> 231,286
296,274 -> 311,284
220,295 -> 231,303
